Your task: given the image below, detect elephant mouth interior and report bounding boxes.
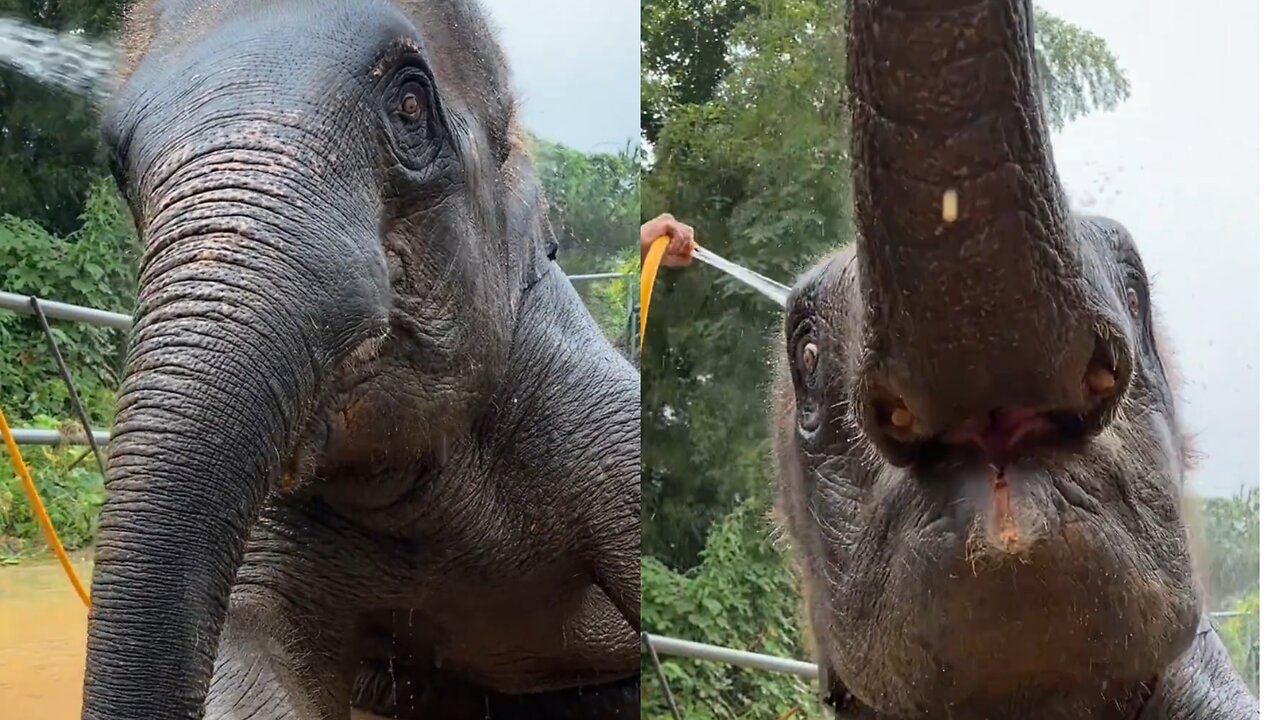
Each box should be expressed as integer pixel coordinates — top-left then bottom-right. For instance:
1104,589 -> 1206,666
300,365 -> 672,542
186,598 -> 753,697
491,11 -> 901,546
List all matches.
877,334 -> 1126,474
909,409 -> 1088,476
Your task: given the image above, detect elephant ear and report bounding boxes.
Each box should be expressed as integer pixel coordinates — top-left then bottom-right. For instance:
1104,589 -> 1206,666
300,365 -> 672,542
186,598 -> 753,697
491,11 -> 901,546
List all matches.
501,139 -> 560,302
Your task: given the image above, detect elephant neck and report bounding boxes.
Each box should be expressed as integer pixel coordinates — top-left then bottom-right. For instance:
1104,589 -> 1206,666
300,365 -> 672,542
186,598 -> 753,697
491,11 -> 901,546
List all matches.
484,258 -> 638,462
1136,619 -> 1259,720
833,682 -> 1156,720
831,619 -> 1254,720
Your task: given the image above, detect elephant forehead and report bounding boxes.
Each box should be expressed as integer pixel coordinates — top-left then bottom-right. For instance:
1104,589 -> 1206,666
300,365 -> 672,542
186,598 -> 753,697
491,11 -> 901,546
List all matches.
106,5 -> 421,175
127,0 -> 420,90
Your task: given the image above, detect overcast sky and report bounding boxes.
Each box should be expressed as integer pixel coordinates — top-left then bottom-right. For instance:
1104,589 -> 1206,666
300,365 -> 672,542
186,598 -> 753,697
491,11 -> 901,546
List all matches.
1038,0 -> 1258,498
482,0 -> 640,154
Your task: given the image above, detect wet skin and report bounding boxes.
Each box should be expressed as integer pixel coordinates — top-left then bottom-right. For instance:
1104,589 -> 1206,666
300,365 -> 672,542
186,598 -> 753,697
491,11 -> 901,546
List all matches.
81,1 -> 638,718
771,1 -> 1258,718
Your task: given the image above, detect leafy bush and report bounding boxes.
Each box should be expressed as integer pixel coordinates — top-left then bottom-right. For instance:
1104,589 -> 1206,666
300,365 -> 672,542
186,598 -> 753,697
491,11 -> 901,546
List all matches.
532,137 -> 641,276
1217,591 -> 1260,695
0,415 -> 106,561
641,494 -> 822,720
1194,489 -> 1260,608
578,249 -> 640,358
0,177 -> 137,426
0,176 -> 131,559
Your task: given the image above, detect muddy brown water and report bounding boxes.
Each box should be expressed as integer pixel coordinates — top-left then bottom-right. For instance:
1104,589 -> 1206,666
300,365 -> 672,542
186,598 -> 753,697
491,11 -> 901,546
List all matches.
0,554 -> 93,718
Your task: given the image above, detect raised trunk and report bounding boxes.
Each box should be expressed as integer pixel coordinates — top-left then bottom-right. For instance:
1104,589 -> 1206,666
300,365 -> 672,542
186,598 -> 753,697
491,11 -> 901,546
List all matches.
81,188 -> 388,718
848,0 -> 1097,436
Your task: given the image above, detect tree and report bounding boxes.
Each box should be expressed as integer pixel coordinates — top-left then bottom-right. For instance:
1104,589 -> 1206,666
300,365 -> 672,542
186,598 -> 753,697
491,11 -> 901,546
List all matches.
640,0 -> 1133,570
1193,489 -> 1260,608
0,0 -> 124,233
641,495 -> 820,719
641,0 -> 756,144
531,137 -> 642,276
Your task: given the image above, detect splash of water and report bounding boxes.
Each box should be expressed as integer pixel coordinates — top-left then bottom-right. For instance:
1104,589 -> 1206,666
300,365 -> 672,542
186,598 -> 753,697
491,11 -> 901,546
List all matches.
0,17 -> 118,102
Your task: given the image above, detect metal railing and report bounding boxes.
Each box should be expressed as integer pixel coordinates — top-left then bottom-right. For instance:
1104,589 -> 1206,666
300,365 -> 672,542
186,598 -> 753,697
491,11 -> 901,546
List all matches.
2,269 -> 640,443
645,634 -> 817,679
0,290 -> 131,330
641,609 -> 1259,718
9,427 -> 111,446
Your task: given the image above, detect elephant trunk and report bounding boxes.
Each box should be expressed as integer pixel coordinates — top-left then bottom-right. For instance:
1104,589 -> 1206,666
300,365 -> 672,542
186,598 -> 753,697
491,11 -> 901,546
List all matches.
81,160 -> 389,719
848,0 -> 1100,440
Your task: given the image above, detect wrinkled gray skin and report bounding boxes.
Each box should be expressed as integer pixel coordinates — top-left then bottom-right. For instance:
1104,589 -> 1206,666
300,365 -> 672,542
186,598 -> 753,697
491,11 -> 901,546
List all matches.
772,1 -> 1258,719
82,0 -> 639,718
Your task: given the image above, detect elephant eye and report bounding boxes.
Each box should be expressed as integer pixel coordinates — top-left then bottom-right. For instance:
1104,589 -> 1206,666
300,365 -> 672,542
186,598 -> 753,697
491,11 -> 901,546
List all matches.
401,92 -> 420,118
381,70 -> 447,172
799,342 -> 818,379
1126,286 -> 1140,318
790,318 -> 820,390
397,83 -> 427,121
790,319 -> 824,436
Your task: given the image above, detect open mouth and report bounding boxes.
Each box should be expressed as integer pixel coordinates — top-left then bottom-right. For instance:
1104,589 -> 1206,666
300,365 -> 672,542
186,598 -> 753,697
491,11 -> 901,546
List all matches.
911,407 -> 1090,474
896,408 -> 1107,556
869,332 -> 1129,473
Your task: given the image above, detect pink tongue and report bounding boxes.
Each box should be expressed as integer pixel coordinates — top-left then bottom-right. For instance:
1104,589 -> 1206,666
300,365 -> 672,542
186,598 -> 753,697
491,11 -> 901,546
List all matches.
943,407 -> 1052,471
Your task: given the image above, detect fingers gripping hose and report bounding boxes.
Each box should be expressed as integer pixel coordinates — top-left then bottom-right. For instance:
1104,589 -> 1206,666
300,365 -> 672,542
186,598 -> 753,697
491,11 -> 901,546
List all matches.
638,235 -> 790,355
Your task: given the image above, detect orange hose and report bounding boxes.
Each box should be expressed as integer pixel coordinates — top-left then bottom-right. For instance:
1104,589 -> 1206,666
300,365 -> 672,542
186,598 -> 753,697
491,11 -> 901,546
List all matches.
638,233 -> 671,356
0,406 -> 91,608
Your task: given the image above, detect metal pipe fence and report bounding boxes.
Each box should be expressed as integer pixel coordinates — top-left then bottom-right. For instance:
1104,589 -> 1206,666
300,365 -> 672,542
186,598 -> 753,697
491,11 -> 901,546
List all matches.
645,634 -> 818,679
2,273 -> 623,331
566,272 -> 624,281
3,270 -> 639,443
9,427 -> 111,446
645,612 -> 1250,674
0,290 -> 131,329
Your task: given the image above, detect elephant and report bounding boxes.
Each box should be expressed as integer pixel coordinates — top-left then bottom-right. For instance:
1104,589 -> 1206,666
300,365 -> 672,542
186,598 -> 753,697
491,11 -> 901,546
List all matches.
80,0 -> 639,718
770,1 -> 1259,718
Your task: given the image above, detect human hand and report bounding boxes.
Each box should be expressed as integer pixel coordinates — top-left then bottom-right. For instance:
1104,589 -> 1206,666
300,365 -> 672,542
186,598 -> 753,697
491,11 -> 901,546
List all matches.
640,213 -> 695,268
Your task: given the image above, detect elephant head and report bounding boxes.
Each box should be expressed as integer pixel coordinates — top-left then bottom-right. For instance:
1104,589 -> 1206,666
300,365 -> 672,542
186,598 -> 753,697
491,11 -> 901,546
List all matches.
773,0 -> 1250,716
83,0 -> 551,717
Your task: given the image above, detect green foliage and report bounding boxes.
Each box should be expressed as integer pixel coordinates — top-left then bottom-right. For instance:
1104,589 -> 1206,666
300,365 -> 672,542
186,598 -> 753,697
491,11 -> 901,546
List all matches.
641,494 -> 821,719
641,0 -> 755,144
0,0 -> 125,233
0,177 -> 137,425
0,175 -> 131,558
0,415 -> 106,560
1034,8 -> 1132,129
532,137 -> 642,276
1195,488 -> 1260,608
0,0 -> 124,34
578,249 -> 640,358
640,0 -> 1133,571
1190,489 -> 1260,692
529,135 -> 640,353
1217,590 -> 1260,695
